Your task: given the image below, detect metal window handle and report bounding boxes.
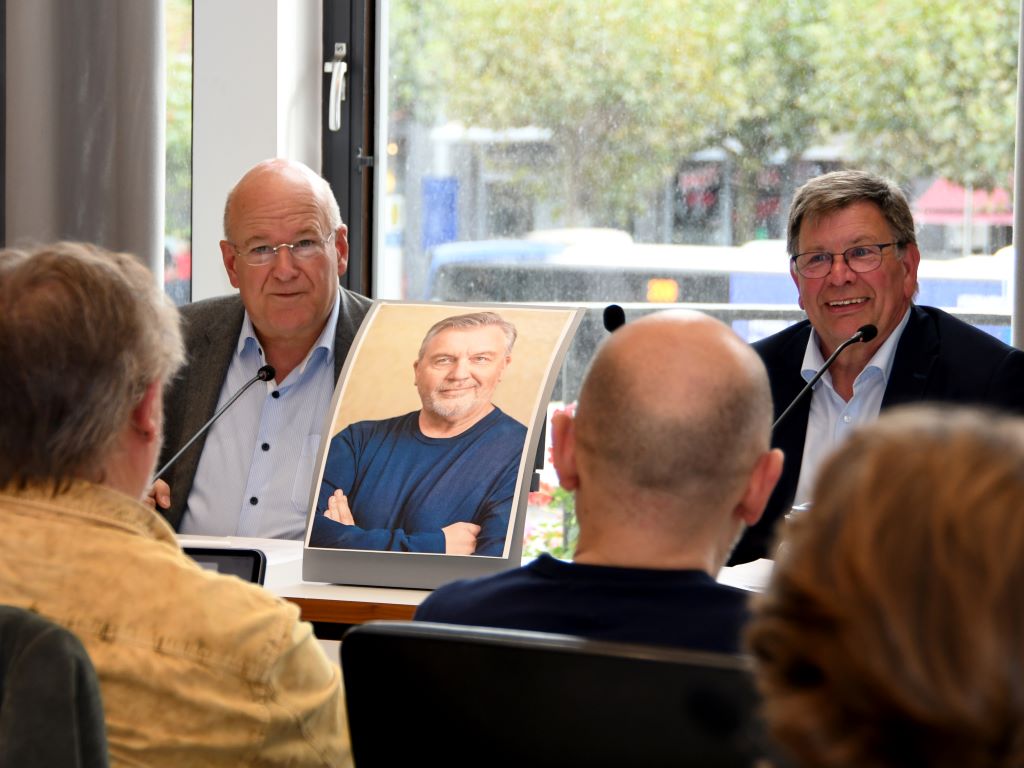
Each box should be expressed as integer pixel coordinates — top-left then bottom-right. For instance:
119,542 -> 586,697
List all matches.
324,43 -> 347,132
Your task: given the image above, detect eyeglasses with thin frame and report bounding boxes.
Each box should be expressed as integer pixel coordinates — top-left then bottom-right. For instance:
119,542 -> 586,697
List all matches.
230,231 -> 337,266
791,242 -> 900,279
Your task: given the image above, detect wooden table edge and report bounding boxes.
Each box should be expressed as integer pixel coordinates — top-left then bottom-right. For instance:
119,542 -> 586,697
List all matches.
284,595 -> 418,624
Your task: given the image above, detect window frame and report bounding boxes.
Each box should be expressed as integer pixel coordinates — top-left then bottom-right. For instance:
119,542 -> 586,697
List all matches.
322,0 -> 376,297
0,0 -> 6,247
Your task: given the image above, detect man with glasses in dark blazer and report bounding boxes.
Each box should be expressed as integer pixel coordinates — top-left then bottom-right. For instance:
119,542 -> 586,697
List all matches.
731,169 -> 1024,564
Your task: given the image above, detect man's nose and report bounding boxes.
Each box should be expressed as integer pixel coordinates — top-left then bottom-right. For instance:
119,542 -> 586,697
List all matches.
448,357 -> 471,379
269,245 -> 299,277
826,253 -> 856,285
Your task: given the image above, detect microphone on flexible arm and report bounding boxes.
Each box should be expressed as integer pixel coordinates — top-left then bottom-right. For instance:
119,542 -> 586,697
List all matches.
771,324 -> 878,431
152,364 -> 276,481
603,303 -> 626,332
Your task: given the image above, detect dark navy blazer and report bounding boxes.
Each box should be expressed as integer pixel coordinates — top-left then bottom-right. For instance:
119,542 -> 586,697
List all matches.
730,304 -> 1024,564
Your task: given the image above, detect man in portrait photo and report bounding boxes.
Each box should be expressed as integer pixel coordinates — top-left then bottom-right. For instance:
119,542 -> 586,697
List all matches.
308,311 -> 528,556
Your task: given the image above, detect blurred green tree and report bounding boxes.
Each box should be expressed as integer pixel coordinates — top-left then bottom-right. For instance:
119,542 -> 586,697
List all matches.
815,0 -> 1017,190
388,0 -> 1018,238
165,0 -> 192,242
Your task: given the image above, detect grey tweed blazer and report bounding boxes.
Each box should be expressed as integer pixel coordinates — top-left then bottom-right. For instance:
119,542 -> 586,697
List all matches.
157,287 -> 373,530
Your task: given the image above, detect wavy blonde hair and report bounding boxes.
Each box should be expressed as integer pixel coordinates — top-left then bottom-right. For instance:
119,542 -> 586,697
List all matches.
748,405 -> 1024,768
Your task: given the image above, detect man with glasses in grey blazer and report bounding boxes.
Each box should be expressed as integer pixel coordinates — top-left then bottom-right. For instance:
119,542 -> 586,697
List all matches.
152,159 -> 372,539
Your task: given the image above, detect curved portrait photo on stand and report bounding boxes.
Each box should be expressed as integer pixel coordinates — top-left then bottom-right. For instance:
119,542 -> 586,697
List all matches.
311,310 -> 524,555
304,301 -> 581,570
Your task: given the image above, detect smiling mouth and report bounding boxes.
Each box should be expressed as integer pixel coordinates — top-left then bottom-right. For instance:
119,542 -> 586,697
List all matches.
439,386 -> 476,396
826,298 -> 868,308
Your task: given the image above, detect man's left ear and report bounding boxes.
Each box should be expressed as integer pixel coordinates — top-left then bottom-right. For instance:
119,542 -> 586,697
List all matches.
736,448 -> 784,527
902,242 -> 921,272
901,242 -> 921,297
789,264 -> 805,310
131,381 -> 162,443
220,240 -> 241,289
550,410 -> 579,491
335,225 -> 350,277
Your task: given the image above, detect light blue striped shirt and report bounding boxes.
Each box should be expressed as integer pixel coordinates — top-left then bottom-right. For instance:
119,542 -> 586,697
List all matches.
179,293 -> 340,539
793,308 -> 911,507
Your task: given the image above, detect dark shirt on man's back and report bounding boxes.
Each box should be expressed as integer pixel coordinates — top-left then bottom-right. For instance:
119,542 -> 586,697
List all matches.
414,553 -> 751,653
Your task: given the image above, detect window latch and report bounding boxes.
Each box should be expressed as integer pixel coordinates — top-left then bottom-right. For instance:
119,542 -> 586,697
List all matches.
324,43 -> 348,132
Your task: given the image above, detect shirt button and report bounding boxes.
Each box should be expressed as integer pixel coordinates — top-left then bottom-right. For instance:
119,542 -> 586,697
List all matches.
249,496 -> 258,505
842,414 -> 852,423
261,443 -> 270,451
271,391 -> 280,399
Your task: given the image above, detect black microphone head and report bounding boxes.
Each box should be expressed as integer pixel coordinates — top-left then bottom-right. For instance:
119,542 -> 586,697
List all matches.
603,304 -> 626,333
857,324 -> 878,343
257,365 -> 276,382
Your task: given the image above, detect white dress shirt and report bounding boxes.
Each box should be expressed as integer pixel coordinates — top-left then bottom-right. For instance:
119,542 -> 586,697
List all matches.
180,293 -> 341,539
792,308 -> 911,506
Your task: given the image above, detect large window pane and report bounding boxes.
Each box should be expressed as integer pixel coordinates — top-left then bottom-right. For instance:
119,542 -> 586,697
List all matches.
165,0 -> 193,305
377,0 -> 1020,554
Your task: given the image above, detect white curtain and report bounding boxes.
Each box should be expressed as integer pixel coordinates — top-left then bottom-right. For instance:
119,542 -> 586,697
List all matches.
6,0 -> 165,277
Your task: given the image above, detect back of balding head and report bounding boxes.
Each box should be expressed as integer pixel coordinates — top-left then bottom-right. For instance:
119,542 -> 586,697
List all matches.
574,311 -> 773,508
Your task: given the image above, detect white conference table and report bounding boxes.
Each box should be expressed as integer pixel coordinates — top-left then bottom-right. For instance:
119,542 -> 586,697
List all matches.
178,535 -> 428,633
178,534 -> 774,637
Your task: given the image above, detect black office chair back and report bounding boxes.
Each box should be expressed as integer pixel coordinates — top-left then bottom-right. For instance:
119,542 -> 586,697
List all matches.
342,620 -> 778,768
0,606 -> 109,768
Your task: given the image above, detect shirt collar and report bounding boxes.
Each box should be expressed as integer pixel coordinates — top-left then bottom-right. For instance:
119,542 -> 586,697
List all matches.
235,291 -> 341,379
801,306 -> 912,387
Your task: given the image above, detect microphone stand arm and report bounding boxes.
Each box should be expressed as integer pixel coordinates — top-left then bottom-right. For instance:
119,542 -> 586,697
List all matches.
771,332 -> 864,431
152,371 -> 270,482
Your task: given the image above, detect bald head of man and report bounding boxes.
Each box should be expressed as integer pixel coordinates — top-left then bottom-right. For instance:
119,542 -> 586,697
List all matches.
550,310 -> 783,572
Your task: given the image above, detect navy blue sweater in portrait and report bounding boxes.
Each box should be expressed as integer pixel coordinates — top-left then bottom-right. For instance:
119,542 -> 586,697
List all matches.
309,407 -> 527,555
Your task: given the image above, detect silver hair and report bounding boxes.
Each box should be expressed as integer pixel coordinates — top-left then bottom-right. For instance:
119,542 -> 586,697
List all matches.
787,169 -> 918,258
417,311 -> 518,360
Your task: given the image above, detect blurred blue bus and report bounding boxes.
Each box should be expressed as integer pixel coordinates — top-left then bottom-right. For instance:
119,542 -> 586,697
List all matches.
427,231 -> 1011,341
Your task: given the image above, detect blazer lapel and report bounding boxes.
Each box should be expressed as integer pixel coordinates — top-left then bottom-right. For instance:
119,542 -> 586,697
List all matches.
770,328 -> 812,500
188,303 -> 244,437
162,300 -> 245,528
882,305 -> 939,408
